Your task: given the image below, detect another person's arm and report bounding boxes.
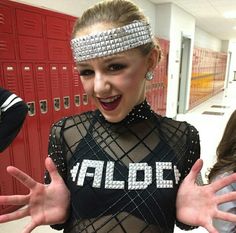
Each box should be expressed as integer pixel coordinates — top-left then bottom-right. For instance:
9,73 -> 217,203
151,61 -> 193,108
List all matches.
0,87 -> 28,152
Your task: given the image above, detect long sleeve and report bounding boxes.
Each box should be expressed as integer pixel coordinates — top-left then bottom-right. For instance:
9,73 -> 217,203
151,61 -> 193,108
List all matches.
0,87 -> 28,152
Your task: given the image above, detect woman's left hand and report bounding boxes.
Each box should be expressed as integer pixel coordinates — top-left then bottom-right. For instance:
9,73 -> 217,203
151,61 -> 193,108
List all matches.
176,159 -> 236,233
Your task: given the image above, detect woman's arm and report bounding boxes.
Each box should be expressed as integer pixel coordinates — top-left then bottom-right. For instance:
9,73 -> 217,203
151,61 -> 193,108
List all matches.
0,88 -> 28,152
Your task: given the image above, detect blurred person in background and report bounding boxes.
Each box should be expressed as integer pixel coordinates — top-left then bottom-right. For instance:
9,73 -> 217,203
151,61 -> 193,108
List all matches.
0,87 -> 28,152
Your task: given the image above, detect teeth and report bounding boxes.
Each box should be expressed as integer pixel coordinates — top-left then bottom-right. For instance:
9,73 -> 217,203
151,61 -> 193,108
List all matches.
100,96 -> 120,103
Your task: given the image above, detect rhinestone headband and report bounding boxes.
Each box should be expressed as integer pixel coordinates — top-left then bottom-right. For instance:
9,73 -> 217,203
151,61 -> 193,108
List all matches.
71,20 -> 153,62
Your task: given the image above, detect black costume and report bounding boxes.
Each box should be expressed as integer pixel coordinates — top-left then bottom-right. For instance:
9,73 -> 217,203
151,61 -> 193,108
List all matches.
0,87 -> 28,152
45,100 -> 200,233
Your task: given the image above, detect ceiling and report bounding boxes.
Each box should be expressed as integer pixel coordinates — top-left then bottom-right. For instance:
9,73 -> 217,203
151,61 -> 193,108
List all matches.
149,0 -> 236,41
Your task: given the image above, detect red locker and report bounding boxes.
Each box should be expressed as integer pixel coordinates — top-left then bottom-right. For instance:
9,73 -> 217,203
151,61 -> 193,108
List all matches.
0,33 -> 16,60
34,64 -> 52,160
48,39 -> 71,61
46,15 -> 68,40
21,63 -> 43,182
59,64 -> 73,117
18,36 -> 45,60
0,4 -> 13,33
71,65 -> 83,114
49,64 -> 63,122
16,9 -> 43,37
0,152 -> 16,214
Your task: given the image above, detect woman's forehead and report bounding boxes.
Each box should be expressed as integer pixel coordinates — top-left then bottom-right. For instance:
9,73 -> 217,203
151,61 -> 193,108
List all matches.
75,22 -> 116,38
76,49 -> 140,66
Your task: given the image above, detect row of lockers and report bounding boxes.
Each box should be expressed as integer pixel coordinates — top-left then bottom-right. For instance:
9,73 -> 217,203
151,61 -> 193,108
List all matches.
146,38 -> 169,116
0,0 -> 84,214
0,0 -> 76,61
189,47 -> 227,109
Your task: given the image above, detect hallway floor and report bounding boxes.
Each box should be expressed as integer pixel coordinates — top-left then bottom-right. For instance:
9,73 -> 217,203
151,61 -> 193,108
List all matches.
1,81 -> 236,233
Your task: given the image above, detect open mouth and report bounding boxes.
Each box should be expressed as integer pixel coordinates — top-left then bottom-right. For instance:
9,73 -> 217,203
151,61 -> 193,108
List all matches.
99,95 -> 121,111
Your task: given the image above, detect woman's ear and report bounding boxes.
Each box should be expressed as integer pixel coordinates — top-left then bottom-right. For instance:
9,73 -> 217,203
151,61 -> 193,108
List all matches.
147,48 -> 159,71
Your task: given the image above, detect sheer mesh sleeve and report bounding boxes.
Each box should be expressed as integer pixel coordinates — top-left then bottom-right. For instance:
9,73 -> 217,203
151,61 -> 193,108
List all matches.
45,119 -> 67,184
175,123 -> 201,230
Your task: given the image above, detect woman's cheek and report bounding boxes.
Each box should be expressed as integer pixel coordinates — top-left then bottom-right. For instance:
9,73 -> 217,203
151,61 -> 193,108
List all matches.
81,79 -> 93,95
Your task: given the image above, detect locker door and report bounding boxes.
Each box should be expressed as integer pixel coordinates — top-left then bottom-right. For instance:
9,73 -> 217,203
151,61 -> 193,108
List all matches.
16,9 -> 43,37
2,63 -> 29,195
18,36 -> 45,60
0,33 -> 16,60
59,64 -> 73,117
48,39 -> 71,61
49,64 -> 63,122
34,64 -> 52,160
0,152 -> 15,214
0,4 -> 13,33
21,63 -> 43,182
46,15 -> 68,40
71,65 -> 83,114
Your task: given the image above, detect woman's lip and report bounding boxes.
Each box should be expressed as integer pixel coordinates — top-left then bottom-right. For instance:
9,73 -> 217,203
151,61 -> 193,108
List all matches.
98,95 -> 121,111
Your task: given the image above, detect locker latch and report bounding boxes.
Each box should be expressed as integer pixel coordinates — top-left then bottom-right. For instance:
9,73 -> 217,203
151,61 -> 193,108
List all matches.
27,102 -> 36,116
54,98 -> 60,111
82,94 -> 88,105
63,96 -> 70,109
74,95 -> 80,107
40,100 -> 47,114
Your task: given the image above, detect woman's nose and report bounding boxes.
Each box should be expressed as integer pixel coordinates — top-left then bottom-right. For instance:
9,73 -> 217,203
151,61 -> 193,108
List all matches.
94,73 -> 110,94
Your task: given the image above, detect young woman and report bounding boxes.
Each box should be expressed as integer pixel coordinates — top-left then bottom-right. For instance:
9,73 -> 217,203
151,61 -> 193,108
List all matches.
208,110 -> 236,233
1,1 -> 236,233
0,87 -> 28,152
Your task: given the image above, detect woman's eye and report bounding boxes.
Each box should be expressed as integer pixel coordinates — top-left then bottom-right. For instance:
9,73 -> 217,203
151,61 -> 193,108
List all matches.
79,69 -> 94,77
108,64 -> 126,71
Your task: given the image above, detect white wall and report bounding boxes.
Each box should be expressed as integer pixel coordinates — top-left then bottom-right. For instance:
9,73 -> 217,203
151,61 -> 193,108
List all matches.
194,27 -> 222,52
156,3 -> 195,118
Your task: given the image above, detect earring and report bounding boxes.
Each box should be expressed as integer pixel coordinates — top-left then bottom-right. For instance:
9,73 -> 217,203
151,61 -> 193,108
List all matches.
145,71 -> 154,81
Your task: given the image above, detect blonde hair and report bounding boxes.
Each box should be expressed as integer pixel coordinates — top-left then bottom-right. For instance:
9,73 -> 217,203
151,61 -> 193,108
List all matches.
72,0 -> 161,62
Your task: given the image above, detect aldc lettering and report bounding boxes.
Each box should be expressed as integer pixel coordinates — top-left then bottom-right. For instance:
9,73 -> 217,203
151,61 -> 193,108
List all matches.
70,159 -> 181,190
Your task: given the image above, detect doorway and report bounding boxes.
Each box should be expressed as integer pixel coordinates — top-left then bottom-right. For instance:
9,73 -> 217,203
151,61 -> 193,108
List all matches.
177,36 -> 191,114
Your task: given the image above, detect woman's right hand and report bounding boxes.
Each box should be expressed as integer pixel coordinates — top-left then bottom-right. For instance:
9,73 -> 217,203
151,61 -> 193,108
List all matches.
0,157 -> 70,233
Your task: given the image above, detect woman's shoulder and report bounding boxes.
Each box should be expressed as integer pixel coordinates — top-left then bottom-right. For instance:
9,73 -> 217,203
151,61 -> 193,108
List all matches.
50,111 -> 95,135
156,114 -> 199,136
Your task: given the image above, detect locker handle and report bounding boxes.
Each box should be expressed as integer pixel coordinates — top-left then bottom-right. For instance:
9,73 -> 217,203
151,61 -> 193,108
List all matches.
82,94 -> 88,105
40,100 -> 48,114
63,96 -> 70,109
74,95 -> 80,107
54,98 -> 60,111
27,102 -> 36,116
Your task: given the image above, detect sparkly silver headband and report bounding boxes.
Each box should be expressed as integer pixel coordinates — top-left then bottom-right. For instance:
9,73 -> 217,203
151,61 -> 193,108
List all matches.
71,20 -> 153,62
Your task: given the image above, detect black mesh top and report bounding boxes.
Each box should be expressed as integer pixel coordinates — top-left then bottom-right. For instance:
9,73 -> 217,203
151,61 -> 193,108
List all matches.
45,100 -> 200,233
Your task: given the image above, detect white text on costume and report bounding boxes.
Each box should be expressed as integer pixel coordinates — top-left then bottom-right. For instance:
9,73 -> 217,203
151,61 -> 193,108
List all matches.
70,159 -> 181,190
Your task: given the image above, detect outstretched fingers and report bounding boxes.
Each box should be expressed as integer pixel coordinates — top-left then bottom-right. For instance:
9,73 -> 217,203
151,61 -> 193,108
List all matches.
22,222 -> 38,233
211,173 -> 236,192
0,195 -> 29,206
216,191 -> 236,205
7,166 -> 37,190
0,206 -> 29,223
215,209 -> 236,223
